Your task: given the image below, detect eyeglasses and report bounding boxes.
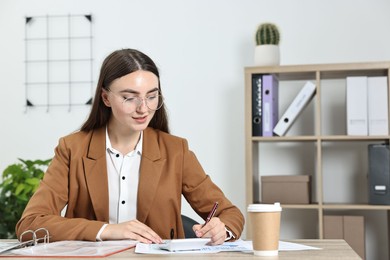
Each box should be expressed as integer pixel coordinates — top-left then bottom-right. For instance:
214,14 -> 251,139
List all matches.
108,89 -> 164,111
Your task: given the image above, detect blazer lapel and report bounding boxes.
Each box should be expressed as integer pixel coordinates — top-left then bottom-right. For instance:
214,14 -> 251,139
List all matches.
83,127 -> 109,222
137,128 -> 166,222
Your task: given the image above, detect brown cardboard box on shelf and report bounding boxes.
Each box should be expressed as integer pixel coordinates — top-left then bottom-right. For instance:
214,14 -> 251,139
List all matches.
261,175 -> 311,204
323,215 -> 365,259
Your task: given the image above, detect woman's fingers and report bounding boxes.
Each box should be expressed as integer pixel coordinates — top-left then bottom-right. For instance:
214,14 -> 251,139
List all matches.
101,219 -> 163,243
193,217 -> 226,245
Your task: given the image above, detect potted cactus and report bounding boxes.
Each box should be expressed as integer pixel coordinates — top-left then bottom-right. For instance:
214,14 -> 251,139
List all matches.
254,23 -> 280,66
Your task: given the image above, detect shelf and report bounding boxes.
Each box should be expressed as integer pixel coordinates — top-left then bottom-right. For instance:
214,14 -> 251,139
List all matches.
245,61 -> 390,75
322,204 -> 390,210
252,135 -> 390,142
252,136 -> 318,142
321,135 -> 390,141
280,204 -> 390,210
280,204 -> 320,209
245,61 -> 390,259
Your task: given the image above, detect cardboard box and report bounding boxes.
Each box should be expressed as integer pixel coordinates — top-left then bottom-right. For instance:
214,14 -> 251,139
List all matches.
323,215 -> 365,259
261,175 -> 311,204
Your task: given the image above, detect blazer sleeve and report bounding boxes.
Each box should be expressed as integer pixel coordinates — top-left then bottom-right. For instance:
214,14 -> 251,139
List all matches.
16,137 -> 105,242
180,139 -> 245,239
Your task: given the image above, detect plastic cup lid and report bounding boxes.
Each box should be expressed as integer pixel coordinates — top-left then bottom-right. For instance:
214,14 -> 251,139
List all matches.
247,203 -> 282,212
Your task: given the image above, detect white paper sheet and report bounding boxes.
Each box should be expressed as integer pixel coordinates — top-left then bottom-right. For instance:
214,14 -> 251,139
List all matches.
135,239 -> 321,254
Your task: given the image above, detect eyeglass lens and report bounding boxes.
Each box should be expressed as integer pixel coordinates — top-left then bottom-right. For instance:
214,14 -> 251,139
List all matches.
123,95 -> 163,111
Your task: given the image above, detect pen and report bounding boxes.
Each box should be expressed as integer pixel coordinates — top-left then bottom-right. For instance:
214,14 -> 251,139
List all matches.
203,202 -> 219,227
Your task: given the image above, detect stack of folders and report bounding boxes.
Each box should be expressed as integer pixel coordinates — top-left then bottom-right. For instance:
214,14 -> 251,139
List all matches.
346,76 -> 389,136
251,74 -> 279,136
273,81 -> 316,136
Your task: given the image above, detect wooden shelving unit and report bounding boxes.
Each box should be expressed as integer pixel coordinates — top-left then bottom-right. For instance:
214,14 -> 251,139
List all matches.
244,62 -> 390,258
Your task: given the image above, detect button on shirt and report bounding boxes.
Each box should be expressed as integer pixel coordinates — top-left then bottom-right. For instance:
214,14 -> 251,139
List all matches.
105,129 -> 142,224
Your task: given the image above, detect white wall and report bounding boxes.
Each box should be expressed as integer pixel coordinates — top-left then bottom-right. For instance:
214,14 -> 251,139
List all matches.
1,0 -> 390,259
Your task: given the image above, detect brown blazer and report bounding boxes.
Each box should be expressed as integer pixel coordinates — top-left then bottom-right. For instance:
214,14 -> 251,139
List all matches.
16,127 -> 244,242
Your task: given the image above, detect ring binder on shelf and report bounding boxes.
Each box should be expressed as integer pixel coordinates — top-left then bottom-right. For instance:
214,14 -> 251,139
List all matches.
273,81 -> 316,136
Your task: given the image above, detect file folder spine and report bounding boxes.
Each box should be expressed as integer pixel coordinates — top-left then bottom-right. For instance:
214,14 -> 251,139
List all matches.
252,74 -> 263,136
273,81 -> 316,136
346,76 -> 368,135
368,144 -> 390,205
262,74 -> 279,136
368,76 -> 389,136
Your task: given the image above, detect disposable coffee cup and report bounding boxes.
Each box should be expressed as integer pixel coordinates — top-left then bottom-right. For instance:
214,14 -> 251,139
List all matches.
247,203 -> 282,256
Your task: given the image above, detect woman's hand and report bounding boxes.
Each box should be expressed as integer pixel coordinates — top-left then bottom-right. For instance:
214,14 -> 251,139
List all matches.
193,217 -> 226,245
100,219 -> 163,244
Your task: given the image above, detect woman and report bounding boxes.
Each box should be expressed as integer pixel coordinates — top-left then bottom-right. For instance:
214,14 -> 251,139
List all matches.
16,49 -> 244,245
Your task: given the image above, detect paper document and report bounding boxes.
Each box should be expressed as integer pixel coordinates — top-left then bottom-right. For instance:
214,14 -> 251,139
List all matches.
135,239 -> 320,254
0,242 -> 28,254
279,241 -> 321,251
158,238 -> 210,251
1,240 -> 137,257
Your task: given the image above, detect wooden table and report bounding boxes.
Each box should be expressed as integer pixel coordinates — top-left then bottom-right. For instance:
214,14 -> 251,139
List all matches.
0,239 -> 361,259
113,239 -> 361,259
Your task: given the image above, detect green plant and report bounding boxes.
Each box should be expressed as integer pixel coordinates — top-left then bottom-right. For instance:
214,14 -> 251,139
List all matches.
255,23 -> 280,45
0,158 -> 51,238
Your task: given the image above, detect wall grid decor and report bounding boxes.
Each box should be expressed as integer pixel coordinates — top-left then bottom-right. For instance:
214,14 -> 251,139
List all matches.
24,14 -> 93,112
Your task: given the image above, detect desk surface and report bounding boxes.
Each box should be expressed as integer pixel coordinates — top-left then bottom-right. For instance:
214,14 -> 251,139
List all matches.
113,239 -> 361,260
1,239 -> 361,260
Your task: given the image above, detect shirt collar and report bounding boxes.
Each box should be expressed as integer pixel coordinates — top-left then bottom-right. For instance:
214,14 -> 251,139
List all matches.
105,127 -> 143,156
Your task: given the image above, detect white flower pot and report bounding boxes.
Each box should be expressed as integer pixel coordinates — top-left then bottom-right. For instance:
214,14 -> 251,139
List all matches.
254,45 -> 280,66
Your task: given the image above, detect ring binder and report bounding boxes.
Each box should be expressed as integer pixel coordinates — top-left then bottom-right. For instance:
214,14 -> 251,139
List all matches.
20,227 -> 50,245
0,228 -> 49,254
1,239 -> 137,257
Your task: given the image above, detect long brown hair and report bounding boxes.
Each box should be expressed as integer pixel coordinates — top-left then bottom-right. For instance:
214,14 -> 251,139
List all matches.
80,49 -> 169,133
